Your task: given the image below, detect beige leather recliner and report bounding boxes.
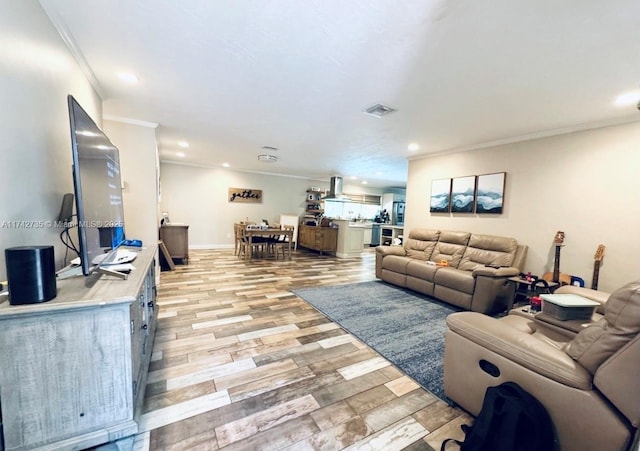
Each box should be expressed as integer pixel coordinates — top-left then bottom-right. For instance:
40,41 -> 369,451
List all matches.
443,281 -> 640,451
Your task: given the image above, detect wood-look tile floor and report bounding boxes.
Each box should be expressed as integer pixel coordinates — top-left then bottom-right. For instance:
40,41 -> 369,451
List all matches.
133,248 -> 470,450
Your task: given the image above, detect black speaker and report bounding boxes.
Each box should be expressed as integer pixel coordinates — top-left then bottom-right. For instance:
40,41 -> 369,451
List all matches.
57,193 -> 74,223
5,245 -> 57,305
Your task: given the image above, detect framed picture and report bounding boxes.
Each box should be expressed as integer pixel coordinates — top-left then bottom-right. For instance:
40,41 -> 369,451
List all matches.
450,176 -> 476,213
475,172 -> 506,214
430,178 -> 451,213
228,187 -> 262,203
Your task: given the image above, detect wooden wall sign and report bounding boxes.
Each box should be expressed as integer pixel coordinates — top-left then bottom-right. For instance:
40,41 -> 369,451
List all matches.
228,187 -> 262,203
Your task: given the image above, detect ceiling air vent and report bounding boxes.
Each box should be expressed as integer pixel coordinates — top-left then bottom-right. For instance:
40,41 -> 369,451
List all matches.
363,103 -> 396,118
257,154 -> 278,162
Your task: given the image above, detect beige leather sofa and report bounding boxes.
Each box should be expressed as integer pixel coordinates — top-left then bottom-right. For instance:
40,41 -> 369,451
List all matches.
444,282 -> 640,451
375,229 -> 527,314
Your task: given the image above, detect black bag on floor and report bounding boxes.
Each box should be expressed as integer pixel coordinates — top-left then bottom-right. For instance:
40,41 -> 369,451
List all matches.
441,382 -> 555,451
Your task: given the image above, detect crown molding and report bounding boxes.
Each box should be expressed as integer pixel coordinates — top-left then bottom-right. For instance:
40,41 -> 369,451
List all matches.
103,114 -> 159,128
159,159 -> 328,182
39,0 -> 105,99
410,115 -> 640,161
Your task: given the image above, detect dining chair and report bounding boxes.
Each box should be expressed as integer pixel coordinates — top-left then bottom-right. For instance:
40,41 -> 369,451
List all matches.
271,225 -> 294,260
279,214 -> 299,251
235,224 -> 248,258
233,223 -> 244,256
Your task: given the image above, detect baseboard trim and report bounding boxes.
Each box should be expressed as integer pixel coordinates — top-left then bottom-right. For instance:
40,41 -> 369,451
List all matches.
188,244 -> 234,250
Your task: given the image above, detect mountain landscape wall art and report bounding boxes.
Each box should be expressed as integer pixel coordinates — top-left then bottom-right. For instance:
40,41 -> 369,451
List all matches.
429,172 -> 506,215
450,175 -> 476,213
430,178 -> 451,213
475,172 -> 506,214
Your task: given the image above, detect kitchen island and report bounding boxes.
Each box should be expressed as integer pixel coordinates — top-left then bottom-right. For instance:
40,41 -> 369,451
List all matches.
298,224 -> 338,255
333,220 -> 373,257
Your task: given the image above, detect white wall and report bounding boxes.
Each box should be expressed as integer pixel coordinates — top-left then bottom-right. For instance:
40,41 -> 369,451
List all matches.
406,121 -> 640,293
159,163 -> 397,248
104,120 -> 160,248
159,163 -> 330,247
0,0 -> 101,279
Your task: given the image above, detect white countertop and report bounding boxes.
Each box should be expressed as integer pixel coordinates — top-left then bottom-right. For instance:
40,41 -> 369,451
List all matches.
332,219 -> 373,228
348,222 -> 373,228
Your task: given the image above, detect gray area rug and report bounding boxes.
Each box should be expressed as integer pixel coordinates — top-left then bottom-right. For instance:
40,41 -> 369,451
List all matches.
292,280 -> 460,400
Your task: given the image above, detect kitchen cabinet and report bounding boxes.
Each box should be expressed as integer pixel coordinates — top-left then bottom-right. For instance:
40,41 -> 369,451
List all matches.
382,193 -> 406,215
0,246 -> 158,451
363,227 -> 373,246
299,225 -> 337,255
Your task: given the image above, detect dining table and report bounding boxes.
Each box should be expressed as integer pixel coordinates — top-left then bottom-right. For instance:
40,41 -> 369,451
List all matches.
244,226 -> 293,261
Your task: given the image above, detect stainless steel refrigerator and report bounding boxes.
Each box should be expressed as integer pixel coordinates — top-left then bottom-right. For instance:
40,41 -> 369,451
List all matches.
392,201 -> 405,225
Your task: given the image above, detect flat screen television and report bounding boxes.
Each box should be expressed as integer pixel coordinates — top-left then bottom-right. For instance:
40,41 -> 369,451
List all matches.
67,94 -> 126,276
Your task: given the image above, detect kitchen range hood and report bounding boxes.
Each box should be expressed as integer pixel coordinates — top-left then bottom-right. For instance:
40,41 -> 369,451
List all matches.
323,176 -> 344,199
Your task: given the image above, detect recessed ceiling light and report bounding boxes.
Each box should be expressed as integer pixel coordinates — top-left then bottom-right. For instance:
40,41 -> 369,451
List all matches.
116,72 -> 139,83
350,176 -> 358,180
257,154 -> 278,162
614,90 -> 640,106
408,143 -> 420,151
176,152 -> 185,158
222,162 -> 230,168
361,180 -> 368,185
178,141 -> 189,148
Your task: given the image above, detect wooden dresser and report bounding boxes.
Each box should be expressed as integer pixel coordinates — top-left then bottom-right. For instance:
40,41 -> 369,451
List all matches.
0,246 -> 158,451
298,225 -> 338,255
159,224 -> 189,262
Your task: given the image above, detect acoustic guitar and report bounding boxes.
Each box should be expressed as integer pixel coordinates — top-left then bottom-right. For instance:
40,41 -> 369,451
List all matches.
591,244 -> 605,290
542,231 -> 571,286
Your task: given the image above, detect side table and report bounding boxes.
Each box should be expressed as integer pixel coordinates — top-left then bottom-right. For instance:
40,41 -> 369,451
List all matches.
159,224 -> 189,263
506,276 -> 559,312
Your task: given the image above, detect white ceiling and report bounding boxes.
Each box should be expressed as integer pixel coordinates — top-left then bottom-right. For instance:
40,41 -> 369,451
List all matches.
40,0 -> 640,188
